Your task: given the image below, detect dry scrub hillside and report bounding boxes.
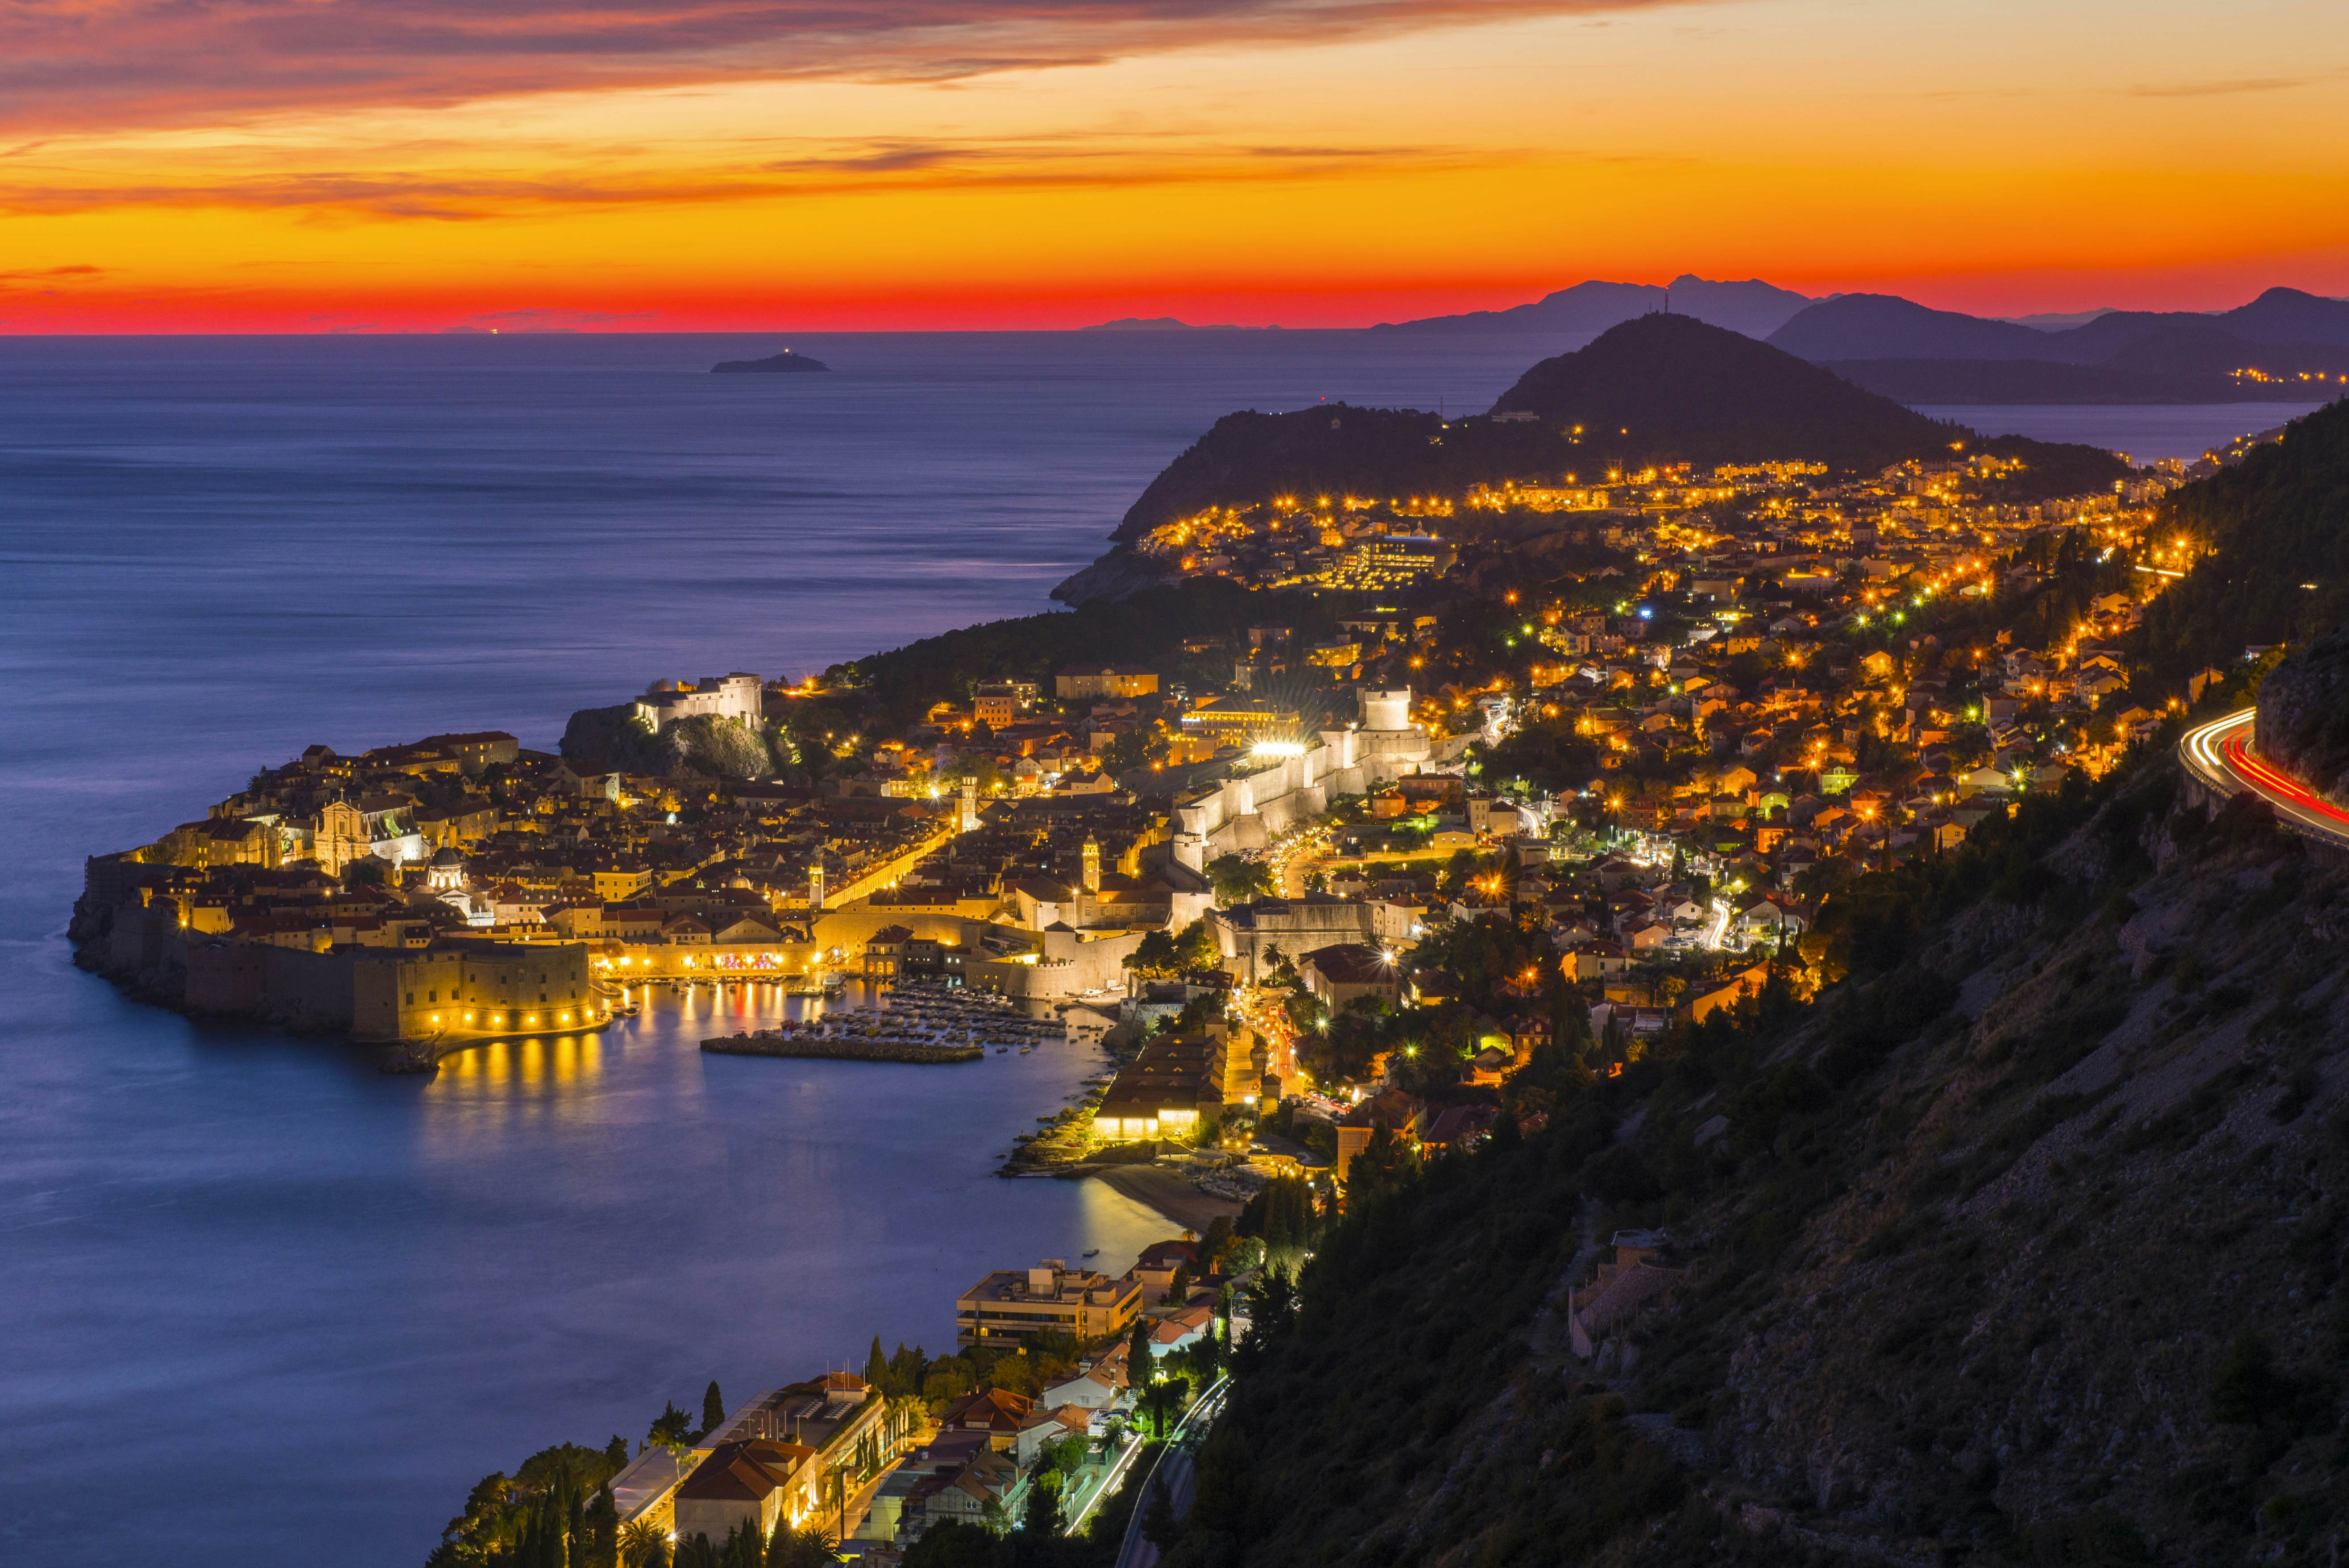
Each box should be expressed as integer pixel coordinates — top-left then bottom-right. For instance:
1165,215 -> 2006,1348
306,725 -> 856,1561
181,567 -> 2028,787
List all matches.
1167,766 -> 2348,1568
1614,768 -> 2349,1564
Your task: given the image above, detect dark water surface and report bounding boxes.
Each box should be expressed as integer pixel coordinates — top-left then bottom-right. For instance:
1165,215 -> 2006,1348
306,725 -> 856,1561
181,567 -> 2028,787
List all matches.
0,331 -> 2307,1565
1912,402 -> 2324,463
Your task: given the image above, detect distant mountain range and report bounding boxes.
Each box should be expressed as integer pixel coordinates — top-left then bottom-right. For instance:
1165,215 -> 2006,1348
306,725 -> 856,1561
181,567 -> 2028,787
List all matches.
1080,316 -> 1268,332
1768,288 -> 2349,403
1373,279 -> 2349,403
1374,274 -> 1815,343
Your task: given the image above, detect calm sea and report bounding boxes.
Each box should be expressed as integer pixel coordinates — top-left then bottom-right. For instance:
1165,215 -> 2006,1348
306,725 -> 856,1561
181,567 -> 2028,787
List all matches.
0,329 -> 2321,1566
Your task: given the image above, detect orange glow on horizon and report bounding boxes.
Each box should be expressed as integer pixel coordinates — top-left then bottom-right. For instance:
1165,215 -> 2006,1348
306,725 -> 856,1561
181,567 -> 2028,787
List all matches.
1,1 -> 2344,332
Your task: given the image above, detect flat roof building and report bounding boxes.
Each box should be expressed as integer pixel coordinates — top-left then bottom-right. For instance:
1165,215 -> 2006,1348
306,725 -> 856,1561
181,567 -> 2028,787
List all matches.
955,1259 -> 1142,1348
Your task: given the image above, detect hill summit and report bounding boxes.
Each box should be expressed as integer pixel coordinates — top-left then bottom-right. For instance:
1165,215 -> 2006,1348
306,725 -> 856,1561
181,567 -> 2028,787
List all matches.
1490,311 -> 1963,472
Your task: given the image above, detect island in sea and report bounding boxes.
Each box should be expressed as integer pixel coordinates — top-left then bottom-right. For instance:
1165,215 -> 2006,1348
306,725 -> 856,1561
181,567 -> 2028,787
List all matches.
72,318 -> 2349,1566
712,348 -> 830,373
1079,317 -> 1271,332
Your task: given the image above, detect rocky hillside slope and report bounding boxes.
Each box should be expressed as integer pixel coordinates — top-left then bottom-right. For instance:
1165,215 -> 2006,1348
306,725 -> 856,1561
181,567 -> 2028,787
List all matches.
1165,766 -> 2349,1568
2257,624 -> 2349,806
558,707 -> 778,779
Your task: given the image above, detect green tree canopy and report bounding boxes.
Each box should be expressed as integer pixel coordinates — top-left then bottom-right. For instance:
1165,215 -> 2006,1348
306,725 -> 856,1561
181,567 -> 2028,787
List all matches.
1206,854 -> 1276,905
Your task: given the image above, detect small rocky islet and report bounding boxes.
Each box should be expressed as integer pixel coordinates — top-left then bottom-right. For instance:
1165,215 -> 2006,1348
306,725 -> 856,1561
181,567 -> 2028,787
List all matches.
710,348 -> 830,373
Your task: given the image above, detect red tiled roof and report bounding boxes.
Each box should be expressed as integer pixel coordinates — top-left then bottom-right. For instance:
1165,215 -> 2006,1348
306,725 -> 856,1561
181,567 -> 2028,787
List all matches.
940,1388 -> 1034,1433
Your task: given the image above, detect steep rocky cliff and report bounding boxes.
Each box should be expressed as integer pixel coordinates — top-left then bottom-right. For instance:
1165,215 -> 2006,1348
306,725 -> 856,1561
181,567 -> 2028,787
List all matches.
558,707 -> 777,779
2257,624 -> 2349,805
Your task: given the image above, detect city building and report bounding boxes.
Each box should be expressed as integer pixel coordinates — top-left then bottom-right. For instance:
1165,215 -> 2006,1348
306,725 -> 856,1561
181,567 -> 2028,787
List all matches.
1053,665 -> 1159,700
672,1440 -> 815,1545
1323,534 -> 1457,590
954,1260 -> 1144,1348
1093,1026 -> 1265,1139
1297,942 -> 1403,1008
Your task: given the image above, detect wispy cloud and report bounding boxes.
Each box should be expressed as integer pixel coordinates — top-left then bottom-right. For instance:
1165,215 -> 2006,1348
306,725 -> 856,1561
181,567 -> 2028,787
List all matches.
458,306 -> 660,328
2124,74 -> 2327,98
0,137 -> 1491,218
0,0 -> 1704,132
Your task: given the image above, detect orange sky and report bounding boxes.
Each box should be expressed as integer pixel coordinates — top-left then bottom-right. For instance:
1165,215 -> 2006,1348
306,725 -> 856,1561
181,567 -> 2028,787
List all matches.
2,0 -> 2345,331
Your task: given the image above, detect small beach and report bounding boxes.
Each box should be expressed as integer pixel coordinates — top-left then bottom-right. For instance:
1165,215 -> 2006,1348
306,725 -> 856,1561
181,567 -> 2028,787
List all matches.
1090,1165 -> 1246,1232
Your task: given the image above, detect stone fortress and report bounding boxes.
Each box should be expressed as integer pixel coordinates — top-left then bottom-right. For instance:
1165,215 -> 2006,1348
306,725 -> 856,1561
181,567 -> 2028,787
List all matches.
1172,685 -> 1460,869
633,673 -> 764,733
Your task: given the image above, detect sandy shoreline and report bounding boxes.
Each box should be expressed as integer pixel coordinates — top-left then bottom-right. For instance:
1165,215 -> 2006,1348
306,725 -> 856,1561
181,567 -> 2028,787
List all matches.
1088,1166 -> 1244,1233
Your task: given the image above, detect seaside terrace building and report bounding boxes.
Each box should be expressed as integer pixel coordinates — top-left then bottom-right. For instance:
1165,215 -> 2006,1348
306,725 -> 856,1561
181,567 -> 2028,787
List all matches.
955,1259 -> 1143,1348
1093,1025 -> 1266,1140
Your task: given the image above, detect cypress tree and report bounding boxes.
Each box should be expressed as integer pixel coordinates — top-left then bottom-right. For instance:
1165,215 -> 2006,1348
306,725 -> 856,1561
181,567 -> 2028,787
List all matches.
701,1380 -> 726,1438
520,1491 -> 561,1568
1140,1477 -> 1179,1548
584,1481 -> 619,1568
864,1335 -> 889,1394
1127,1316 -> 1153,1384
565,1468 -> 585,1566
1022,1471 -> 1064,1537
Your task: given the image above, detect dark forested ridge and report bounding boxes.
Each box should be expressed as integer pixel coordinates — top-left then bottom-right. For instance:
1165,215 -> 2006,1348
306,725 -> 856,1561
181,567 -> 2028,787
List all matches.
2137,397 -> 2349,686
1109,404 -> 1563,543
1486,314 -> 1965,473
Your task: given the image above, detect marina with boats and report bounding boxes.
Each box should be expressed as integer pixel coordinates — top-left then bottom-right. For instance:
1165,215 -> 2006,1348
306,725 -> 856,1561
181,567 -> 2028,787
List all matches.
701,982 -> 1076,1065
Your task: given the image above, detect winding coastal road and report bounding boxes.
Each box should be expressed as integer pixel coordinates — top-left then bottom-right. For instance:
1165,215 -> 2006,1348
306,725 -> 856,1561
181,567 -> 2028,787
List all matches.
2179,707 -> 2349,850
1111,1375 -> 1231,1568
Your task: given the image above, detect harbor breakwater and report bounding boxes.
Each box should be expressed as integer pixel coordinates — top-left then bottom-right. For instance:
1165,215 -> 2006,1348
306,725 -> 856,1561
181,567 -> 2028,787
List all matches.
701,1031 -> 984,1064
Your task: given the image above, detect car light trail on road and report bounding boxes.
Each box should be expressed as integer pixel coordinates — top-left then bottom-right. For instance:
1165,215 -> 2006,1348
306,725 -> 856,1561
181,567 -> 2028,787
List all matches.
2179,707 -> 2349,848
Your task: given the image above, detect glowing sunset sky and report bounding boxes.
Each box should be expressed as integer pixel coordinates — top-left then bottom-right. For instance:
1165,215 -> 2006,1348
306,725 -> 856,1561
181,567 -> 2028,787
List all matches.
2,0 -> 2344,331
